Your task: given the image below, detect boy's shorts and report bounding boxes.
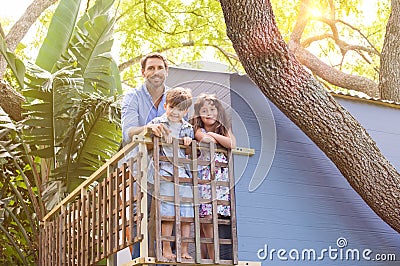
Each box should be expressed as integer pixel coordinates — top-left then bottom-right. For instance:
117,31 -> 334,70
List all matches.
160,202 -> 194,217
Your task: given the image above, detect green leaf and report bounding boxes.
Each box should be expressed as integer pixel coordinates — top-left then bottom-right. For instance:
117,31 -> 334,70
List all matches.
65,0 -> 117,96
0,35 -> 25,89
22,63 -> 83,158
36,0 -> 83,72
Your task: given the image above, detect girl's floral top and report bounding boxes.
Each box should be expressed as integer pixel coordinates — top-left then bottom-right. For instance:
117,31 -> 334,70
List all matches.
198,128 -> 231,217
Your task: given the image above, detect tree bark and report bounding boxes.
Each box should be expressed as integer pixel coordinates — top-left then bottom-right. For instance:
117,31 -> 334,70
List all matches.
0,0 -> 57,121
0,81 -> 25,121
288,0 -> 379,98
289,42 -> 379,97
379,0 -> 400,102
219,0 -> 400,232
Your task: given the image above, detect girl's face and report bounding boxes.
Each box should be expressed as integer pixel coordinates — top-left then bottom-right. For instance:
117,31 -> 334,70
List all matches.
199,100 -> 218,127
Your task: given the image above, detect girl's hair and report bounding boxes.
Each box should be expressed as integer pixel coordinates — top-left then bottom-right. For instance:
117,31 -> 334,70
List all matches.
190,93 -> 230,136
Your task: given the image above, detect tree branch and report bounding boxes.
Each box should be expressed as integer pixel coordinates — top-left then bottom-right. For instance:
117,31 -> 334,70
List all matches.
288,0 -> 379,97
0,0 -> 58,78
290,42 -> 379,97
118,41 -> 239,72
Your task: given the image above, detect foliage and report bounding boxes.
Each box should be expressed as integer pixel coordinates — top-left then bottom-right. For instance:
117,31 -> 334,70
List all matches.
115,0 -> 390,93
0,34 -> 25,89
0,0 -> 122,263
21,0 -> 122,209
116,0 -> 239,87
0,106 -> 39,265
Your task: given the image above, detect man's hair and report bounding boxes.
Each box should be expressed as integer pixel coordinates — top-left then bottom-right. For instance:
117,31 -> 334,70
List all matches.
140,52 -> 168,70
166,87 -> 192,110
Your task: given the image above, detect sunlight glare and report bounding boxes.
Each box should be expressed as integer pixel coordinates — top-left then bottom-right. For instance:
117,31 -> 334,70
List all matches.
181,0 -> 195,5
307,7 -> 323,19
0,0 -> 31,20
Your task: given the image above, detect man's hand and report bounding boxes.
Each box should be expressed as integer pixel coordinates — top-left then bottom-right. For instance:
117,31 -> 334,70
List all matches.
146,123 -> 170,137
183,137 -> 192,146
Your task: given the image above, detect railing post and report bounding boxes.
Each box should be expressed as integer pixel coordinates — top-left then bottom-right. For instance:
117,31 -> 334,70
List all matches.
191,140 -> 202,263
139,140 -> 149,258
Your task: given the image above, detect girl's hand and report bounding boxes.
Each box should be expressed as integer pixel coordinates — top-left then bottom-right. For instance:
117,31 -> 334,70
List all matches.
183,137 -> 192,146
201,134 -> 217,143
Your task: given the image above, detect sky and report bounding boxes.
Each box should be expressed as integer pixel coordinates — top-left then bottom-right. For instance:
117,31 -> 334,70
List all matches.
0,0 -> 31,21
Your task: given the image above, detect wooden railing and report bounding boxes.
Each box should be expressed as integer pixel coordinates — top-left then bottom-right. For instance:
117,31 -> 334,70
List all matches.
40,134 -> 254,266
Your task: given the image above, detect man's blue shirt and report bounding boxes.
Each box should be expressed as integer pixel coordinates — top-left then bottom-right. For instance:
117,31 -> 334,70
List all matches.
121,83 -> 168,144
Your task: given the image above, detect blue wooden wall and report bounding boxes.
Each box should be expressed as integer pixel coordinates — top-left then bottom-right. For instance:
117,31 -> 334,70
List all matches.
230,73 -> 400,265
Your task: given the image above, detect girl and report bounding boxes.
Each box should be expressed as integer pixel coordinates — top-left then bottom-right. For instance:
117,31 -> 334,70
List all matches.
190,93 -> 236,260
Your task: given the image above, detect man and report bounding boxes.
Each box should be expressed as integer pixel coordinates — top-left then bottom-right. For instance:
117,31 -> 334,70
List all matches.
121,52 -> 171,260
122,52 -> 171,144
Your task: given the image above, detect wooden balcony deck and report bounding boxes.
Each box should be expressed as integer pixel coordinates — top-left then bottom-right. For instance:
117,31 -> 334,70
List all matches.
40,133 -> 257,266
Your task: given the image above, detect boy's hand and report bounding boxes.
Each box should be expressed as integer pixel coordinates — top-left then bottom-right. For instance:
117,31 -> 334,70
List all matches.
163,134 -> 173,144
183,137 -> 192,146
147,123 -> 170,137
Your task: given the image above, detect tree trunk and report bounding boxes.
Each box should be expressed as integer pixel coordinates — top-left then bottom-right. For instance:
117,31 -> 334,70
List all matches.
219,0 -> 400,232
0,0 -> 57,121
379,0 -> 400,102
0,81 -> 24,121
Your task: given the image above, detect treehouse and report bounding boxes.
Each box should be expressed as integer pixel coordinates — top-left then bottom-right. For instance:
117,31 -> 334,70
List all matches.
40,63 -> 400,266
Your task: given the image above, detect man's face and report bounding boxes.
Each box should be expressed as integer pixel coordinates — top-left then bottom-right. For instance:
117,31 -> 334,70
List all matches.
142,58 -> 168,89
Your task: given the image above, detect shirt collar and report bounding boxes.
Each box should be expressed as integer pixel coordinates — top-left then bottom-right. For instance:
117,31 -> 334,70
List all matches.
158,113 -> 192,129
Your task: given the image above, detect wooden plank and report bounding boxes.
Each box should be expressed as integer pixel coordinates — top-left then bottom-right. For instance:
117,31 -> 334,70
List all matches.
122,163 -> 128,249
77,199 -> 81,264
191,140 -> 202,263
128,157 -> 135,246
119,257 -> 259,266
61,207 -> 67,266
108,167 -> 113,256
231,147 -> 255,156
136,152 -> 143,245
153,137 -> 162,260
102,174 -> 107,260
66,206 -> 70,266
210,142 -> 220,263
228,150 -> 238,264
71,203 -> 76,265
173,138 -> 181,262
42,140 -> 140,222
139,142 -> 149,258
97,182 -> 103,261
114,167 -> 120,253
85,190 -> 90,265
56,213 -> 61,265
50,221 -> 54,265
89,184 -> 100,265
80,191 -> 86,265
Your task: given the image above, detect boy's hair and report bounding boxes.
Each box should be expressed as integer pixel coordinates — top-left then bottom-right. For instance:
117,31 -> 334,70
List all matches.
166,87 -> 192,110
191,93 -> 229,136
140,52 -> 168,70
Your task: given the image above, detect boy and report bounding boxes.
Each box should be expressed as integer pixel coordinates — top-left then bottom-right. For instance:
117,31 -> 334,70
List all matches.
149,87 -> 194,260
